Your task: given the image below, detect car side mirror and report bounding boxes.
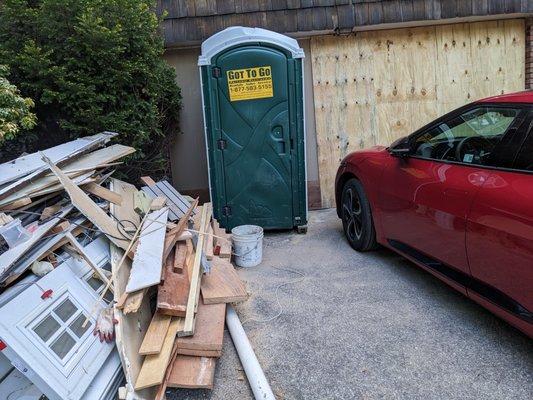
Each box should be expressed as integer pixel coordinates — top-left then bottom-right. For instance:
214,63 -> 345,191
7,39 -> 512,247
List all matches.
388,137 -> 412,158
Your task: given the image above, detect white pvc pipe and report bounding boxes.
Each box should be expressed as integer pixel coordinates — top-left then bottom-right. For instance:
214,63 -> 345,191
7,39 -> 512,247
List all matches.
225,305 -> 276,400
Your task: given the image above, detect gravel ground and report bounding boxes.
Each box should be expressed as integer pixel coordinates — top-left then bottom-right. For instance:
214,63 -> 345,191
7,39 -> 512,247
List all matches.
168,208 -> 532,400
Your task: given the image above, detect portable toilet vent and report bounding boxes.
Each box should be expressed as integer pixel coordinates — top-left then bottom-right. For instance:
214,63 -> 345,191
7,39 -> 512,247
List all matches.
199,26 -> 307,231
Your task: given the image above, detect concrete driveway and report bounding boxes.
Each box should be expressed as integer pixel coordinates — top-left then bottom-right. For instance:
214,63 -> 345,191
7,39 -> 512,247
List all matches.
169,208 -> 532,400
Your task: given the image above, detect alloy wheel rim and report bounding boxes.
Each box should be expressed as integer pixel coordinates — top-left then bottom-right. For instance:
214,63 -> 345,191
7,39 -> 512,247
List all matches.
342,188 -> 363,241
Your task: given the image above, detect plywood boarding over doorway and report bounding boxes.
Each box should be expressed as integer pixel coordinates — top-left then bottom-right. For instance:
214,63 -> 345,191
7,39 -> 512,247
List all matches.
311,19 -> 525,207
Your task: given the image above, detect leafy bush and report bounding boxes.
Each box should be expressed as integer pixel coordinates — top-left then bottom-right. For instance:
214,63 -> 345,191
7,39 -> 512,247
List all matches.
0,65 -> 36,142
0,0 -> 181,180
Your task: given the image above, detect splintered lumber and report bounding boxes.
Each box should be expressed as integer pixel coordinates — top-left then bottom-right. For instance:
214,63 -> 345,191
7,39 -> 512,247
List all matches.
166,356 -> 216,389
213,219 -> 232,258
162,198 -> 198,261
42,155 -> 130,251
139,313 -> 172,355
82,182 -> 122,205
183,203 -> 212,336
177,299 -> 225,357
1,197 -> 32,210
40,203 -> 62,220
125,207 -> 169,293
157,243 -> 189,317
135,318 -> 181,390
201,257 -> 248,305
0,132 -> 116,198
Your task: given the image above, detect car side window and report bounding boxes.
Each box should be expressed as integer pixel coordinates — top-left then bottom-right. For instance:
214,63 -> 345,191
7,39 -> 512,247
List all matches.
513,118 -> 533,172
412,106 -> 521,166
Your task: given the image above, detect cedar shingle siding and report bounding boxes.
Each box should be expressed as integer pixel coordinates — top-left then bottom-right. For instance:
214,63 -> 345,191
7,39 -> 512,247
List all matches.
157,0 -> 533,47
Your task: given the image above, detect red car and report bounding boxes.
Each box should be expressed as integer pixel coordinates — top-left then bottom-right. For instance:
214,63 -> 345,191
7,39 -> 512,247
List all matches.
335,91 -> 533,337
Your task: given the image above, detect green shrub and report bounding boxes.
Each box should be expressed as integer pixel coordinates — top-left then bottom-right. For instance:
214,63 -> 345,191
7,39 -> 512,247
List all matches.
0,0 -> 181,181
0,65 -> 36,142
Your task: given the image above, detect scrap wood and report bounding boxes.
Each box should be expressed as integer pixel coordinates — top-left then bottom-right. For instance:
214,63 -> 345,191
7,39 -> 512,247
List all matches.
82,182 -> 122,205
162,198 -> 198,261
41,154 -> 131,252
125,207 -> 169,293
40,203 -> 62,220
141,178 -> 195,220
0,213 -> 13,226
201,256 -> 248,305
134,191 -> 152,216
139,312 -> 172,355
65,232 -> 114,292
213,219 -> 231,258
203,222 -> 214,260
166,356 -> 216,390
150,196 -> 167,210
135,317 -> 181,390
182,203 -> 212,336
1,197 -> 32,210
0,132 -> 116,199
157,243 -> 189,317
177,299 -> 225,356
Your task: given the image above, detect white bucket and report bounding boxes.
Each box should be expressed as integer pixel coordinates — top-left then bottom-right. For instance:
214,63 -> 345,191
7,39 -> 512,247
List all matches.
231,225 -> 264,268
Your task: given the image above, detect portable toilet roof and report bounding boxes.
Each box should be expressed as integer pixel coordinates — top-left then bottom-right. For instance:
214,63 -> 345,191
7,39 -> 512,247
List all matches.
198,26 -> 305,66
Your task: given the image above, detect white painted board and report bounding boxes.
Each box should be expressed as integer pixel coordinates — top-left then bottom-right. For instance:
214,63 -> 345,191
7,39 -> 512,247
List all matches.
125,207 -> 169,293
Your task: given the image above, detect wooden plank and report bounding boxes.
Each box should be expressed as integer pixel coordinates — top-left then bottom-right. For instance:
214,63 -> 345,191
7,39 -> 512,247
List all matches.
1,197 -> 31,210
42,155 -> 131,251
166,356 -> 216,389
126,208 -> 169,293
157,243 -> 189,317
213,219 -> 231,258
150,196 -> 167,210
140,176 -> 157,186
139,313 -> 172,355
177,348 -> 221,357
162,198 -> 198,261
82,182 -> 122,205
183,203 -> 211,336
177,300 -> 225,354
135,318 -> 181,390
201,257 -> 248,304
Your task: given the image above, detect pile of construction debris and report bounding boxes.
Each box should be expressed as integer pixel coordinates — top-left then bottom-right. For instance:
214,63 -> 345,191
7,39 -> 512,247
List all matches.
0,132 -> 249,400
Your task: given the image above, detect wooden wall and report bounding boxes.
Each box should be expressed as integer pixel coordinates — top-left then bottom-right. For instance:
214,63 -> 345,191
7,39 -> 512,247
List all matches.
311,19 -> 525,208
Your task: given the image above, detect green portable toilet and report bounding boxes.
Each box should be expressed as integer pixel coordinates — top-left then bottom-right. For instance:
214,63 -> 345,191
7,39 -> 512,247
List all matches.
199,26 -> 307,232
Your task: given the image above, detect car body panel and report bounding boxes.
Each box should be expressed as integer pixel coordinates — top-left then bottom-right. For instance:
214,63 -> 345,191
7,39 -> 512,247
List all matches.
335,92 -> 533,337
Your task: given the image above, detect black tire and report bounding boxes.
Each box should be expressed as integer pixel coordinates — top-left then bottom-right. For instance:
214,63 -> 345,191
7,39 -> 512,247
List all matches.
341,178 -> 378,251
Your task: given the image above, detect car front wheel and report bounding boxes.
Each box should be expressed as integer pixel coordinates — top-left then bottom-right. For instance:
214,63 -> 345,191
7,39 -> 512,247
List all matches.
341,178 -> 378,251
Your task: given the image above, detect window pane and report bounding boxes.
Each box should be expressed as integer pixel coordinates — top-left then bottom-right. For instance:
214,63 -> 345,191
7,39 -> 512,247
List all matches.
69,314 -> 91,338
513,118 -> 533,171
54,299 -> 78,322
50,331 -> 76,359
413,107 -> 520,165
33,315 -> 61,342
86,276 -> 103,291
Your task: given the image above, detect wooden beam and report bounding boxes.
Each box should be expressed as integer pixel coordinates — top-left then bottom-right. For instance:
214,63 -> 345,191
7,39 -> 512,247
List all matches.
157,243 -> 189,317
183,203 -> 211,336
41,154 -> 131,251
139,313 -> 172,355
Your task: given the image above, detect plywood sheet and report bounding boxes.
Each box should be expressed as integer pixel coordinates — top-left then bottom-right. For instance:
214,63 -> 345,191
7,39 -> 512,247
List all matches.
311,20 -> 525,207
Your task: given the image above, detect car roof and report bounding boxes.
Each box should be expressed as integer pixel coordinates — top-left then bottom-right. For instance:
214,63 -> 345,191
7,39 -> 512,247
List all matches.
476,90 -> 533,104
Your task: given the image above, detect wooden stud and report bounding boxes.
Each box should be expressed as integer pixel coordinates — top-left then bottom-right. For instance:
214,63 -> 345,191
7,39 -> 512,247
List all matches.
201,257 -> 248,304
139,313 -> 172,355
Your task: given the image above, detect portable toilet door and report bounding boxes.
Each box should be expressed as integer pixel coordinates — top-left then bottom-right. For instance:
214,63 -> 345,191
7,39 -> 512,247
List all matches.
199,27 -> 307,231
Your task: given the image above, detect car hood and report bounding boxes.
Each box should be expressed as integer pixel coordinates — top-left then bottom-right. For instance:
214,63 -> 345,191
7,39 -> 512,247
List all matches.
341,145 -> 388,165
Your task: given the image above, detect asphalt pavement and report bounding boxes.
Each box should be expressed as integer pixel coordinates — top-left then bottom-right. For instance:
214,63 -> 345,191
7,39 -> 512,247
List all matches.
169,208 -> 532,400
